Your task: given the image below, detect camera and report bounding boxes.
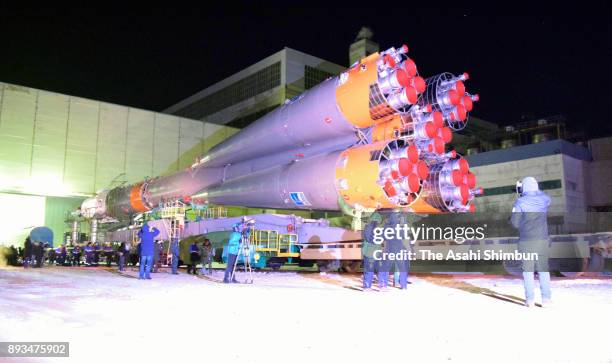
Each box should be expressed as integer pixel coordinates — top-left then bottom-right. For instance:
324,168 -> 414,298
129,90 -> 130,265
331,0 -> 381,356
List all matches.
515,180 -> 523,196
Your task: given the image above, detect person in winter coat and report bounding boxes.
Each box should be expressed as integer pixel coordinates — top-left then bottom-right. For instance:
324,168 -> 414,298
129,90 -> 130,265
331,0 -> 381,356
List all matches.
152,241 -> 162,273
103,243 -> 114,267
116,242 -> 128,272
71,245 -> 82,266
8,245 -> 18,266
362,215 -> 383,290
23,237 -> 33,268
56,244 -> 67,265
84,243 -> 94,266
378,213 -> 410,290
138,222 -> 159,280
170,239 -> 180,274
200,239 -> 214,275
129,243 -> 139,267
223,226 -> 241,283
93,242 -> 101,265
34,242 -> 45,268
187,241 -> 200,275
510,176 -> 553,307
46,243 -> 55,265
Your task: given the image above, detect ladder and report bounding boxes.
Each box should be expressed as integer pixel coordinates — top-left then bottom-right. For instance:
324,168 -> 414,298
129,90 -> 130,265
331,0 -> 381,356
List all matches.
157,201 -> 186,265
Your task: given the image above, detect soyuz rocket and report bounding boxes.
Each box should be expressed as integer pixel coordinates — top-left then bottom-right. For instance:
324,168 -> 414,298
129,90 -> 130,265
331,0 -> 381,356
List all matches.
81,43 -> 482,220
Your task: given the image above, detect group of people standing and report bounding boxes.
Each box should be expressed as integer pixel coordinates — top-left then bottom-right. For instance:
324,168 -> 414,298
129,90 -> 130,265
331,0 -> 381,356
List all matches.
22,237 -> 47,268
18,240 -> 129,268
9,221 -> 217,280
136,221 -> 215,279
361,213 -> 411,291
187,238 -> 214,275
360,176 -> 553,308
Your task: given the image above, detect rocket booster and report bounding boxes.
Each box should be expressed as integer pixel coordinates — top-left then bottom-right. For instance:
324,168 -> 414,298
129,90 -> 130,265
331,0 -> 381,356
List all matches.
81,44 -> 481,219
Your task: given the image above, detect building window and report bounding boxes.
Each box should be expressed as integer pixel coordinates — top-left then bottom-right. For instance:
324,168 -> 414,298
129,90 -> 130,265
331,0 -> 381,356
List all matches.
482,179 -> 562,196
175,62 -> 281,119
304,65 -> 335,90
226,105 -> 280,128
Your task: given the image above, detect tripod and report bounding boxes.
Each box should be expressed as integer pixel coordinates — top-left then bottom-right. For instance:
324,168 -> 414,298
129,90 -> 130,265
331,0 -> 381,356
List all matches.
230,229 -> 254,284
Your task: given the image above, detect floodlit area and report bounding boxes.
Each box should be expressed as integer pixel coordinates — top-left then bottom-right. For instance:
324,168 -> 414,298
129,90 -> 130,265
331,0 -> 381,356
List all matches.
0,266 -> 610,363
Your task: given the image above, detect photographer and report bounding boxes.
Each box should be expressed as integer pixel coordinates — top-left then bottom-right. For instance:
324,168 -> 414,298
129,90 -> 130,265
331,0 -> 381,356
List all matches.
510,176 -> 552,308
200,238 -> 214,275
223,223 -> 242,283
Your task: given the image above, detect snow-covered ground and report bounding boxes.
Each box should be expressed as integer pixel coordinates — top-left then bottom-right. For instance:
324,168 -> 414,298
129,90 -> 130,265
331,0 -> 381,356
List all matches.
0,266 -> 610,363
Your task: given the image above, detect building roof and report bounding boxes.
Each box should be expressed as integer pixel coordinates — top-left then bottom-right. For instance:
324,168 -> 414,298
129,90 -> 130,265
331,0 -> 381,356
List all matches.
163,47 -> 343,115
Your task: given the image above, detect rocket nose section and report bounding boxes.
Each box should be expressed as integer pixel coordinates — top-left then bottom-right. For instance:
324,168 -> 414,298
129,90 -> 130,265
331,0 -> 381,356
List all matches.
80,197 -> 96,218
81,192 -> 108,219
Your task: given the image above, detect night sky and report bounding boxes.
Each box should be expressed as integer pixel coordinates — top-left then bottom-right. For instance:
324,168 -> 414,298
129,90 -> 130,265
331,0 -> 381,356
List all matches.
1,11 -> 611,137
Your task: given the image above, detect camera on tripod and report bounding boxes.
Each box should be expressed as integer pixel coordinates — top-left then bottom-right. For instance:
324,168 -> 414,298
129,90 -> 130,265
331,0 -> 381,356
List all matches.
230,217 -> 256,284
233,217 -> 255,237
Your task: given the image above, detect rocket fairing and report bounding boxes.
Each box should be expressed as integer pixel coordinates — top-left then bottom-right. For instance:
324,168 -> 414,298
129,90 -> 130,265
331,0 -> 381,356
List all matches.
81,44 -> 482,220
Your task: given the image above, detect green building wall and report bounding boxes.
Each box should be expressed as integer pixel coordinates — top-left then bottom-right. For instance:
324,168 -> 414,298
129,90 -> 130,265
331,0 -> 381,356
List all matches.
0,82 -> 238,246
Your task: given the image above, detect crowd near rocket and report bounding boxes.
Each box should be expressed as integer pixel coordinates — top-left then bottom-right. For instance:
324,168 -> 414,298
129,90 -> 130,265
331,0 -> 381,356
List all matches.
81,43 -> 482,220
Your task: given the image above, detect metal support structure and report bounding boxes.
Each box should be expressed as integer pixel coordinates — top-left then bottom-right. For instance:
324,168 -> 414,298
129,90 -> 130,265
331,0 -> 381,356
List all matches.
204,206 -> 228,219
90,219 -> 98,244
156,201 -> 186,265
71,220 -> 79,246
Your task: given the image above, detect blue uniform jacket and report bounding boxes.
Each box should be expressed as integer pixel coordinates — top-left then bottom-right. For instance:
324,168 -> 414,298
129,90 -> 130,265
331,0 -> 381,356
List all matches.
227,232 -> 241,255
138,222 -> 160,256
361,221 -> 381,258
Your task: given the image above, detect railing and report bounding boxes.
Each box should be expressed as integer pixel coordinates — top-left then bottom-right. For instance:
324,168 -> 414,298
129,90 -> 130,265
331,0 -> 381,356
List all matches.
279,234 -> 298,253
159,200 -> 186,219
249,229 -> 299,257
203,207 -> 228,219
250,230 -> 279,251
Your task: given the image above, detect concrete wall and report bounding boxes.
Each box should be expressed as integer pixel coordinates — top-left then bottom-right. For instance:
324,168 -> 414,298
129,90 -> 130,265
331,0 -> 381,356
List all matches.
471,154 -> 566,215
469,147 -> 609,233
589,136 -> 612,161
561,155 -> 588,229
586,137 -> 612,208
587,160 -> 612,208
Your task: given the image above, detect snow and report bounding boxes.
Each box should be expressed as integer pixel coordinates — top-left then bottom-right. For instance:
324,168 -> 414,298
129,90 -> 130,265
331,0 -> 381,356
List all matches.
0,266 -> 610,363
